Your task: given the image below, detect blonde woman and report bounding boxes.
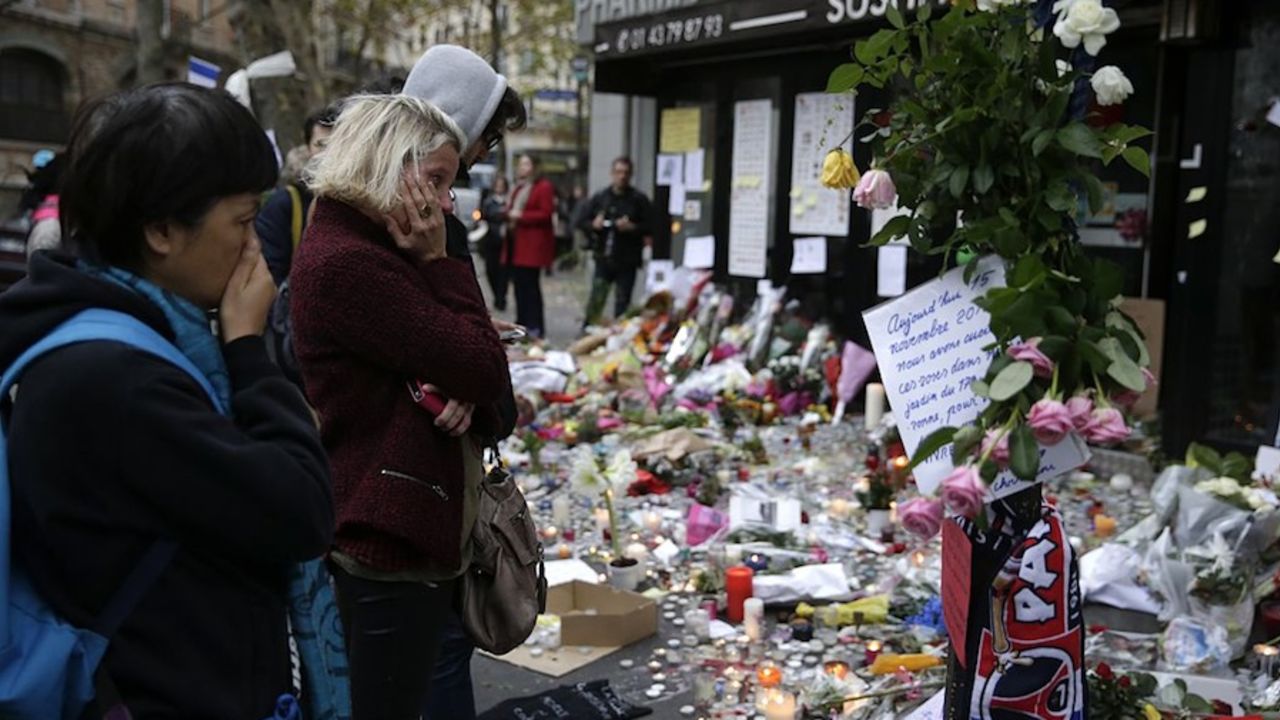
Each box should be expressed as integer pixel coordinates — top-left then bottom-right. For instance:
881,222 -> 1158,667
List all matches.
288,94 -> 511,719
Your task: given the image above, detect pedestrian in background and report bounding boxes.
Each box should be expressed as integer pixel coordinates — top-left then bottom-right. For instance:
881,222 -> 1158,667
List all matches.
481,174 -> 511,311
577,156 -> 653,328
289,94 -> 511,720
0,83 -> 333,718
504,153 -> 555,338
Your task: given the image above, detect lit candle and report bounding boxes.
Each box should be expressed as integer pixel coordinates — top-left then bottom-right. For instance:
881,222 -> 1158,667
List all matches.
1256,643 -> 1279,677
854,476 -> 872,494
864,383 -> 885,429
552,494 -> 572,528
763,689 -> 797,720
864,640 -> 883,665
593,507 -> 610,533
542,525 -> 558,541
911,550 -> 926,568
1094,514 -> 1117,538
743,597 -> 765,641
624,542 -> 650,562
744,553 -> 769,572
756,661 -> 783,687
557,543 -> 573,560
823,660 -> 850,680
643,511 -> 662,533
892,455 -> 909,472
828,498 -> 850,518
725,566 -> 754,623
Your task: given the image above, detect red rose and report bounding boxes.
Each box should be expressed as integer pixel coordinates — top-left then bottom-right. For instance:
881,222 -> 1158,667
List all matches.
1211,700 -> 1232,715
1096,663 -> 1113,680
1119,676 -> 1131,689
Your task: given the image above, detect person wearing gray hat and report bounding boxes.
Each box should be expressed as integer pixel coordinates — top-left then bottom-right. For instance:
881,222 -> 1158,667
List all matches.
401,45 -> 529,720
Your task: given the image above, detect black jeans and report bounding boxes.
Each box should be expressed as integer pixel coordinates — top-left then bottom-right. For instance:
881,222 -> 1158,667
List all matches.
330,563 -> 455,720
481,237 -> 509,311
424,610 -> 477,719
585,259 -> 638,327
511,267 -> 545,338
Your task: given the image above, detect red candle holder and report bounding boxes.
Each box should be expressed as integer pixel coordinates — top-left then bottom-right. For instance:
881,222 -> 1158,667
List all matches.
725,565 -> 754,624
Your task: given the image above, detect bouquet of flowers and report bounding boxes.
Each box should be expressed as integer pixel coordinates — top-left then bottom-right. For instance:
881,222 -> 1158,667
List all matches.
569,446 -> 638,557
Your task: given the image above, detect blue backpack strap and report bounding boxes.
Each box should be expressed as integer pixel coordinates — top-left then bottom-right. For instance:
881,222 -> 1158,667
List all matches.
1,308 -> 228,417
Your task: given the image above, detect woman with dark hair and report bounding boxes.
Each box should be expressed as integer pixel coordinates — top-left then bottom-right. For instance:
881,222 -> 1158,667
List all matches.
0,83 -> 333,718
481,174 -> 511,310
504,154 -> 556,337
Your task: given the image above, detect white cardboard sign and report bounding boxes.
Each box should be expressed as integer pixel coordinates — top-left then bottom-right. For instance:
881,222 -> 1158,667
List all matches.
862,255 -> 1090,497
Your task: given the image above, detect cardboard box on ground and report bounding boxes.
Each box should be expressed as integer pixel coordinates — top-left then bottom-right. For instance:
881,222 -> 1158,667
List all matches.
550,581 -> 659,647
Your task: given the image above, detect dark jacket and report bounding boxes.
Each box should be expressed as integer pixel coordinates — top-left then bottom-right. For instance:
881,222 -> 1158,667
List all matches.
0,253 -> 333,720
256,183 -> 314,285
290,199 -> 511,572
576,186 -> 653,268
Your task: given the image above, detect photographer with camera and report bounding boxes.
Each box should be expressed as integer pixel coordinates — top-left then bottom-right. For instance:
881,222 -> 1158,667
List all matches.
577,156 -> 652,330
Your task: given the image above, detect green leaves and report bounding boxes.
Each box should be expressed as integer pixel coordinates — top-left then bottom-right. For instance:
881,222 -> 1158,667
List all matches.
973,163 -> 994,194
1057,123 -> 1103,159
1122,146 -> 1151,177
1009,423 -> 1039,481
989,361 -> 1033,401
911,426 -> 957,469
949,165 -> 970,198
869,215 -> 910,246
1185,442 -> 1253,482
886,4 -> 906,29
827,63 -> 865,93
1031,129 -> 1054,157
952,424 -> 983,464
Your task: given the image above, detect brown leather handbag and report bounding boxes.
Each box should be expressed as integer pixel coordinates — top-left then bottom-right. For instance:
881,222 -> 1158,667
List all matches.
459,452 -> 547,654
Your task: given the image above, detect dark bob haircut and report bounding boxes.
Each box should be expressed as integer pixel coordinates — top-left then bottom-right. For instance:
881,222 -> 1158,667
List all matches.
61,83 -> 278,269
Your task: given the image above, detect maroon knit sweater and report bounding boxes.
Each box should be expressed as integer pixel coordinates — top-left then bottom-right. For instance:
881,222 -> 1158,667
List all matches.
290,198 -> 510,571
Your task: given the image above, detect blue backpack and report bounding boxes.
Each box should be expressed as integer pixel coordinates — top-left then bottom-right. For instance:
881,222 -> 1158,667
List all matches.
0,308 -> 350,720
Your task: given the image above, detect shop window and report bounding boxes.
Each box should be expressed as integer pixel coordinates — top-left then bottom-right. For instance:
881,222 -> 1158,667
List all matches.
0,48 -> 69,143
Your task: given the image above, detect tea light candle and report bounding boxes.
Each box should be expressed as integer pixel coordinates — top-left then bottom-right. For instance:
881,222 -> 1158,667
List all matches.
823,660 -> 850,680
725,544 -> 744,564
864,640 -> 883,665
744,553 -> 769,572
763,689 -> 797,720
643,510 -> 662,533
911,550 -> 927,568
756,661 -> 782,688
865,383 -> 885,429
828,498 -> 850,518
685,608 -> 711,640
743,597 -> 765,641
624,542 -> 650,561
542,525 -> 558,541
552,494 -> 572,528
725,566 -> 754,623
557,543 -> 572,560
1094,514 -> 1117,538
1110,473 -> 1134,492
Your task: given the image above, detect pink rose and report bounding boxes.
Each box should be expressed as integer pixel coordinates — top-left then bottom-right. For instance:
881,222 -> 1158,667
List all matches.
1007,338 -> 1054,378
1083,407 -> 1130,445
898,497 -> 944,539
980,430 -> 1010,467
1112,368 -> 1157,409
852,168 -> 897,210
1066,395 -> 1094,431
940,465 -> 986,519
1027,399 -> 1074,446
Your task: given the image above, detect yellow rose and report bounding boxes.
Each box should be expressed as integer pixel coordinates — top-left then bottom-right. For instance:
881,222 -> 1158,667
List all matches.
1142,703 -> 1161,720
820,149 -> 860,189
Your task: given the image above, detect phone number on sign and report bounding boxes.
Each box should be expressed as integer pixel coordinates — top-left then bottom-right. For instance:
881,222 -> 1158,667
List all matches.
614,14 -> 724,53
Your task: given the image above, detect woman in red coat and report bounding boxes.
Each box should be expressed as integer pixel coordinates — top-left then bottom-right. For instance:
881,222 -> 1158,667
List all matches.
503,154 -> 555,337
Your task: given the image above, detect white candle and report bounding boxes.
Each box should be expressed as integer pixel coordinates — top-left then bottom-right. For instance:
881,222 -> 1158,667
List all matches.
593,507 -> 610,533
828,498 -> 850,518
624,542 -> 650,562
643,511 -> 662,533
763,689 -> 797,720
684,608 -> 710,639
743,597 -> 765,641
865,383 -> 885,429
552,494 -> 572,528
725,544 -> 744,564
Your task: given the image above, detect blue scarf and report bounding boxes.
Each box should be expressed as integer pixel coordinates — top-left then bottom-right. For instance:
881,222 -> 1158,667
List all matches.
79,263 -> 233,409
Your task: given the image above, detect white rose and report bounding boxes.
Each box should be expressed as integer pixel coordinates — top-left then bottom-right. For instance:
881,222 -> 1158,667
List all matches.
977,0 -> 1032,12
1053,0 -> 1121,55
1090,65 -> 1133,106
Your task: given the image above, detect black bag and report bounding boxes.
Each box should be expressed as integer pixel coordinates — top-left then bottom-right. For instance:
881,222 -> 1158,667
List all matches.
458,455 -> 547,654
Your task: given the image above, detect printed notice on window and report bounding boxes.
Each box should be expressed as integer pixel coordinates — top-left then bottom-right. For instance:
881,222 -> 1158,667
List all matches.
862,255 -> 1089,497
789,92 -> 853,237
728,99 -> 773,279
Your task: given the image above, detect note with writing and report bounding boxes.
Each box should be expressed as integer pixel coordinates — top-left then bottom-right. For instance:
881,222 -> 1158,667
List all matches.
659,107 -> 700,153
790,237 -> 827,274
862,255 -> 1089,497
789,92 -> 853,237
684,148 -> 705,188
683,235 -> 715,269
903,690 -> 945,720
668,182 -> 687,216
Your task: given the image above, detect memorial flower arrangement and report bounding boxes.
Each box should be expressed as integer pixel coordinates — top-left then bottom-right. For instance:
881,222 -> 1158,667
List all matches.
569,446 -> 638,557
827,0 -> 1154,507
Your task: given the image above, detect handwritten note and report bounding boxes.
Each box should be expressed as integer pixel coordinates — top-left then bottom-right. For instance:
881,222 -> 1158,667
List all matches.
789,92 -> 853,237
659,107 -> 700,153
790,237 -> 827,274
684,148 -> 705,188
729,99 -> 773,279
683,235 -> 715,269
862,256 -> 1090,497
903,690 -> 945,720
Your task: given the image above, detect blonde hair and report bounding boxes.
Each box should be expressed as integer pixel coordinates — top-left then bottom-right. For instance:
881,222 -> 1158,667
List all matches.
305,94 -> 466,213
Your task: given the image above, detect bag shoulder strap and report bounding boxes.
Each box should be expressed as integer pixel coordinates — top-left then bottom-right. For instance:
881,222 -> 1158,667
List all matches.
285,184 -> 304,250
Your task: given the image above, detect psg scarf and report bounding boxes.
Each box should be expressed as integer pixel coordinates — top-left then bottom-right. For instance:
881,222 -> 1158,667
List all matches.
943,502 -> 1086,720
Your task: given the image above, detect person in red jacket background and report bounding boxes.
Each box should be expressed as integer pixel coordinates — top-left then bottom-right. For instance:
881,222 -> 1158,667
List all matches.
503,154 -> 555,337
